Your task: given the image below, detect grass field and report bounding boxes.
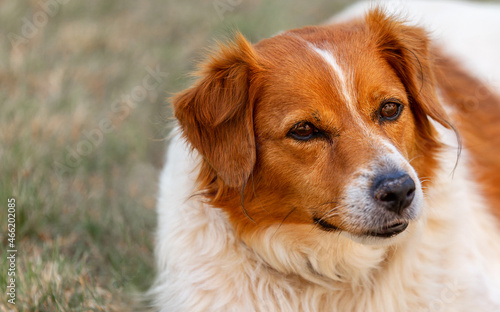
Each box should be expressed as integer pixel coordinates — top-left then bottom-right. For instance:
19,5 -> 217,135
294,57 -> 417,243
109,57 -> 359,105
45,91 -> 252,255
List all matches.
0,1 -> 355,311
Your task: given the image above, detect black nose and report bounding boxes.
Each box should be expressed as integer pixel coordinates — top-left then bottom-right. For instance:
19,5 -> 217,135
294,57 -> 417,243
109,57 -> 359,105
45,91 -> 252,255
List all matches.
371,172 -> 416,214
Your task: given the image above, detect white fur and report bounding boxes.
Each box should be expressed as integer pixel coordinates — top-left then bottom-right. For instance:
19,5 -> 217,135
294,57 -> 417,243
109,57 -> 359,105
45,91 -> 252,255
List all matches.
151,2 -> 500,311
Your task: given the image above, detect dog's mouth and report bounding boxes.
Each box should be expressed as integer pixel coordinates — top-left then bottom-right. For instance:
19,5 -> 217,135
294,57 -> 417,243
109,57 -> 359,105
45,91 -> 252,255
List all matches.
313,217 -> 340,232
364,221 -> 409,238
314,218 -> 409,238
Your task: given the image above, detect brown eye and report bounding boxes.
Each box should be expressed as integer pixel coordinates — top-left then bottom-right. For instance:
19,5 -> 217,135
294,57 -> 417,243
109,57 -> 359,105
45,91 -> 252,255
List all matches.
294,123 -> 313,136
379,102 -> 402,121
288,122 -> 318,140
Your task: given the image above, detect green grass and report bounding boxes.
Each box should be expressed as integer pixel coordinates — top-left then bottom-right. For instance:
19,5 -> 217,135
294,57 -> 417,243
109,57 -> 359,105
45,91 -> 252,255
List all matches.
0,1 -> 356,310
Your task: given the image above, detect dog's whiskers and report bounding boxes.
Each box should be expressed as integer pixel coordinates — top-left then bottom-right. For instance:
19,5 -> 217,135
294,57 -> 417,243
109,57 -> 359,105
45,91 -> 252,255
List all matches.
271,206 -> 298,240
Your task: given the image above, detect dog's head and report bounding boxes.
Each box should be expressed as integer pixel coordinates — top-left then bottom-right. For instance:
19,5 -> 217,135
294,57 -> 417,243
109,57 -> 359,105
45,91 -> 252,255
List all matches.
174,9 -> 450,281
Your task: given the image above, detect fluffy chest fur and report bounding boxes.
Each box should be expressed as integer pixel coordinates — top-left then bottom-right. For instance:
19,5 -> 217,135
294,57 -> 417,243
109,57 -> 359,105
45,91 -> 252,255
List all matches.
151,2 -> 500,311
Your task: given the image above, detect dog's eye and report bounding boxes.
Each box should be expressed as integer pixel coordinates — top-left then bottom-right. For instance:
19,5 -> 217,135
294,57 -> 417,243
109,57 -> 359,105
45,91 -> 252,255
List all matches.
288,122 -> 319,140
379,102 -> 403,121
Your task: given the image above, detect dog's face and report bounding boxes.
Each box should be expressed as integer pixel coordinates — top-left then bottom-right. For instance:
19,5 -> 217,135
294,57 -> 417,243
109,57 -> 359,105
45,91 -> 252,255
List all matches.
253,31 -> 424,241
174,10 -> 450,247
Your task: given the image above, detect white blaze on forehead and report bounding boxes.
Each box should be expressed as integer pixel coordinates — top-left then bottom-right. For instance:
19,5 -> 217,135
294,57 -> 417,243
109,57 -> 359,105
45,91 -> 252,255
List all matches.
309,44 -> 370,134
310,46 -> 354,108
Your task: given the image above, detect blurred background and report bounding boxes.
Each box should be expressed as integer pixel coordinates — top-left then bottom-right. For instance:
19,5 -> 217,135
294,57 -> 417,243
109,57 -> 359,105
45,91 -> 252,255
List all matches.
0,0 -> 496,311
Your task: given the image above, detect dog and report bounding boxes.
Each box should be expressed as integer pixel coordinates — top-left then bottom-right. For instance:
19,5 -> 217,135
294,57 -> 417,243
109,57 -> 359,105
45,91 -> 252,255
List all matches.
151,1 -> 500,311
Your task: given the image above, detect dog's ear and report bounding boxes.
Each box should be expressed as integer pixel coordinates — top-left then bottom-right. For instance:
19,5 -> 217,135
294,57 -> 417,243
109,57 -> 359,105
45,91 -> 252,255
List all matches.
173,33 -> 260,188
366,8 -> 451,131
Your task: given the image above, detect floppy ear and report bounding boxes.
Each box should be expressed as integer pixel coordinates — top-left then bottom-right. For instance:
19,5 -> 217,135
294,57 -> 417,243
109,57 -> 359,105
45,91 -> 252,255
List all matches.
173,33 -> 260,188
366,8 -> 451,130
